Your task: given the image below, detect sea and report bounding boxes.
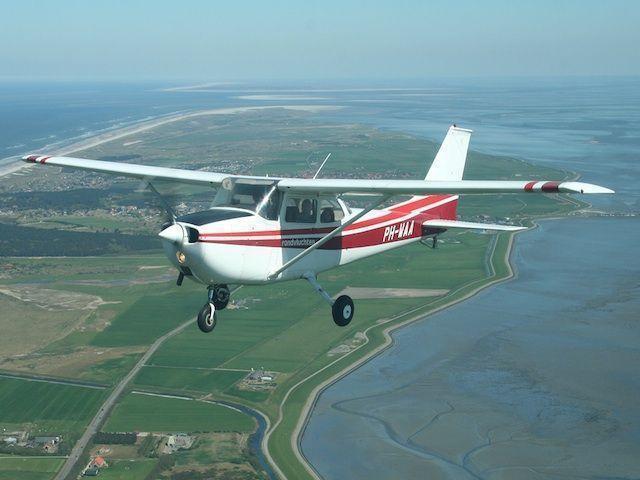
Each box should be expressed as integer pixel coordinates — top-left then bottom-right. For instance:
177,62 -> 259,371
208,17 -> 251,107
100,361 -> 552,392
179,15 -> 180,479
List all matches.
1,77 -> 638,479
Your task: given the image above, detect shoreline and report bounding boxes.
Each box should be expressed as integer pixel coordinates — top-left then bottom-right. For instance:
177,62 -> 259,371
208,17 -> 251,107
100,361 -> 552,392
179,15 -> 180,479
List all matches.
262,229 -> 521,479
0,104 -> 342,179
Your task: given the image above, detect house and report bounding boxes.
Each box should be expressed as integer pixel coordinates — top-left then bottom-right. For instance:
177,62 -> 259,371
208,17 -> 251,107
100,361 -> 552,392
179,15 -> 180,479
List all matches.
34,436 -> 60,452
92,456 -> 108,468
34,436 -> 60,445
83,467 -> 100,477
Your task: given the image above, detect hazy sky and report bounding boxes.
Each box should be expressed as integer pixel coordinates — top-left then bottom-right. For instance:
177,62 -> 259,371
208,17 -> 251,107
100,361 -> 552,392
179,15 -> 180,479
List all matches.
2,0 -> 639,81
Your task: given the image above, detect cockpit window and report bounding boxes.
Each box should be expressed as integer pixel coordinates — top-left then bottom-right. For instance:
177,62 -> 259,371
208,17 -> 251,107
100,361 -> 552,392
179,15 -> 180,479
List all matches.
212,179 -> 281,220
284,197 -> 318,223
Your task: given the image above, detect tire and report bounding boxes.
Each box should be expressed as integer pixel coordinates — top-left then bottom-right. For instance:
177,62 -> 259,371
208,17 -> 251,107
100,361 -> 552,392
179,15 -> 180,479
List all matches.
197,303 -> 217,333
212,285 -> 230,310
332,295 -> 354,327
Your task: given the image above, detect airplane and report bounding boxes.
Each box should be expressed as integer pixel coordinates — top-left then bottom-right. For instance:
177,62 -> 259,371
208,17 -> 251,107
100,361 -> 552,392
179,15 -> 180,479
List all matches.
22,125 -> 613,333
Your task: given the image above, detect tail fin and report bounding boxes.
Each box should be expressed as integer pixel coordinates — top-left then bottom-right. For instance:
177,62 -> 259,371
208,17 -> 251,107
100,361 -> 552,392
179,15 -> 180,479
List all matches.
425,125 -> 472,181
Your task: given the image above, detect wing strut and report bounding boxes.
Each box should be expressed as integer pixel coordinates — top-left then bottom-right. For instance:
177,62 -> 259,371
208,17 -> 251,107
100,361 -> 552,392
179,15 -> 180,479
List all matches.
313,153 -> 332,179
268,194 -> 392,279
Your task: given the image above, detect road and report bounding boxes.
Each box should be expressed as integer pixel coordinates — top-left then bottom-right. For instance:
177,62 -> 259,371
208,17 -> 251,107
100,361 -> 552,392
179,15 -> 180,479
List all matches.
53,315 -> 195,480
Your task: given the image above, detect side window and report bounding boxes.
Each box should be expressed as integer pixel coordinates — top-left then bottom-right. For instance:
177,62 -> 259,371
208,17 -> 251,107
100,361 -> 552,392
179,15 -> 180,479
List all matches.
284,197 -> 317,223
319,198 -> 345,223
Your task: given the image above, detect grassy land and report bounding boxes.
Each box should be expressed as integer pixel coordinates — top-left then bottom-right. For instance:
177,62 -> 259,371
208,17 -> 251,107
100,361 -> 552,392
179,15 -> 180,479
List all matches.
0,376 -> 105,446
93,459 -> 157,480
90,290 -> 203,348
134,367 -> 246,394
0,457 -> 65,480
103,393 -> 255,433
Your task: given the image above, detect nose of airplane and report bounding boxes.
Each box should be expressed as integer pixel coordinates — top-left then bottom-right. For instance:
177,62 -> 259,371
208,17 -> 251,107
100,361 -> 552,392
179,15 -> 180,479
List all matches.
158,223 -> 185,244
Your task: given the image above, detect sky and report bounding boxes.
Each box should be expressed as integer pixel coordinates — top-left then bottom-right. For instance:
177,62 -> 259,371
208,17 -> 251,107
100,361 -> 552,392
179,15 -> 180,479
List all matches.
1,0 -> 639,81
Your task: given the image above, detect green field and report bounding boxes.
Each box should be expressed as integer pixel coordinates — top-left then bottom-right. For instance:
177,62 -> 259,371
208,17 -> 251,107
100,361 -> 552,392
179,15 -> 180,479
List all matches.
0,377 -> 105,441
103,393 -> 255,433
143,231 -> 489,381
90,290 -> 203,347
134,366 -> 246,394
0,457 -> 65,480
94,459 -> 157,480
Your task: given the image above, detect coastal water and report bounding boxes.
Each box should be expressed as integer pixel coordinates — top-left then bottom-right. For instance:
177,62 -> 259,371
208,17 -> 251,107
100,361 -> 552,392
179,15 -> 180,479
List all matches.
302,217 -> 640,479
0,82 -> 235,162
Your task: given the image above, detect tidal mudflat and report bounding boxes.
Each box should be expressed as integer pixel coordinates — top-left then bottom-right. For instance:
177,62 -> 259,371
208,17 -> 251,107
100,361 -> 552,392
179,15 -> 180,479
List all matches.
302,216 -> 640,479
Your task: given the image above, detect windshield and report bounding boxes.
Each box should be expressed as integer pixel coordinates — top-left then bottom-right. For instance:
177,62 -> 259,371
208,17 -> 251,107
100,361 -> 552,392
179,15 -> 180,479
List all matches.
212,179 -> 281,220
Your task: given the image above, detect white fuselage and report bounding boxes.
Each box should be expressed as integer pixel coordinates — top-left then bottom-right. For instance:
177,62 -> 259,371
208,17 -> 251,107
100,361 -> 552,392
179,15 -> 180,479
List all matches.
161,194 -> 458,286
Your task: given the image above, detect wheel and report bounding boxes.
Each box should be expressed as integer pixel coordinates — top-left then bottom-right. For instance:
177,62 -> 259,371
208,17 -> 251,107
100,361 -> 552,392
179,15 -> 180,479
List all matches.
332,295 -> 354,327
212,285 -> 230,310
197,303 -> 217,333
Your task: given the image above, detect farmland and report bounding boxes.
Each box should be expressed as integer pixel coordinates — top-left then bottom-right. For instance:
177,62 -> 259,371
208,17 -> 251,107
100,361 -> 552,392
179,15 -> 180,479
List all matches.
93,459 -> 156,480
103,393 -> 255,433
0,457 -> 65,480
134,367 -> 246,394
0,376 -> 105,443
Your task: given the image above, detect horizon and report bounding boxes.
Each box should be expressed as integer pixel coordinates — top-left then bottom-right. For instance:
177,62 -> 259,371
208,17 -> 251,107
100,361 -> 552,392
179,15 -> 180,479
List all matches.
3,1 -> 639,81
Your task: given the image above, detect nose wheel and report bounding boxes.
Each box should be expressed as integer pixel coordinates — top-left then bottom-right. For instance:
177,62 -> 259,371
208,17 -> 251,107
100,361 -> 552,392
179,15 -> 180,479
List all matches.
197,302 -> 217,333
197,285 -> 231,333
304,272 -> 355,327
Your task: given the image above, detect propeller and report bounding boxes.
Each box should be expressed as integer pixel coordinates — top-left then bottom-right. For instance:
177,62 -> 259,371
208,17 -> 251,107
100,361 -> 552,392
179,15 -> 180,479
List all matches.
143,181 -> 177,227
135,180 -> 187,245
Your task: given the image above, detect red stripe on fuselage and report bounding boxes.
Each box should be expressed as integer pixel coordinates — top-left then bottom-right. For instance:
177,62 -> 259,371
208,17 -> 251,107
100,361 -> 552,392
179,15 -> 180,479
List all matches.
198,198 -> 456,249
198,195 -> 455,240
524,181 -> 536,192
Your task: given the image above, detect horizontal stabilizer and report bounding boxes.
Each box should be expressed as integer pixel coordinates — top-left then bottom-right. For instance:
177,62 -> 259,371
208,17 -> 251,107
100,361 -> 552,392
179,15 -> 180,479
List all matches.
423,219 -> 526,232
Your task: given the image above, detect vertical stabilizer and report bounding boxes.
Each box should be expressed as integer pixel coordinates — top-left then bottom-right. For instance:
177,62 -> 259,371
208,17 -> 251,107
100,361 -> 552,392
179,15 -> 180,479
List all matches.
425,125 -> 472,181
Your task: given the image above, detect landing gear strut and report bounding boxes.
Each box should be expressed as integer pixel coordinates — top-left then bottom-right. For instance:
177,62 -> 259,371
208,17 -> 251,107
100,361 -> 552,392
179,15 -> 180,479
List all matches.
197,284 -> 231,333
210,284 -> 230,310
304,273 -> 355,327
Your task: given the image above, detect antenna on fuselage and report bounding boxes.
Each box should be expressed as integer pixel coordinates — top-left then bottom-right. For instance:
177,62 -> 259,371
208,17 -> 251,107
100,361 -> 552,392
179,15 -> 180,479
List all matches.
313,153 -> 332,179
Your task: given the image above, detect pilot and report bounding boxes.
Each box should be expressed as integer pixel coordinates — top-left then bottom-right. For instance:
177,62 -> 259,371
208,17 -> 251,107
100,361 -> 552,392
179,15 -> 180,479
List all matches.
251,189 -> 264,208
261,190 -> 279,220
299,198 -> 315,222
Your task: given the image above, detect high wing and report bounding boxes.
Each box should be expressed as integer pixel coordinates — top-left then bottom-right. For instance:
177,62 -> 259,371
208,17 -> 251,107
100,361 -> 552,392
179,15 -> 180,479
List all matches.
276,178 -> 613,194
22,154 -> 613,195
22,155 -> 256,186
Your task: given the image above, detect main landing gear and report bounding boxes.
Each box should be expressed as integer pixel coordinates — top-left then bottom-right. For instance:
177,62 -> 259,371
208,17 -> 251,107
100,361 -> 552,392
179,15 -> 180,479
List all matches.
304,273 -> 355,327
197,284 -> 230,333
